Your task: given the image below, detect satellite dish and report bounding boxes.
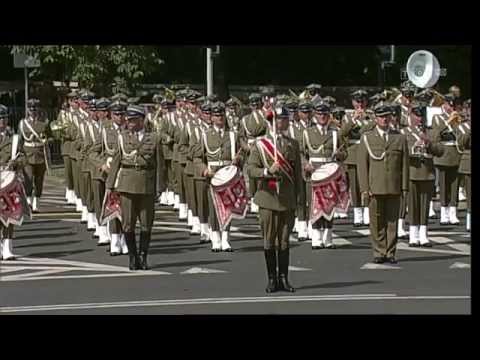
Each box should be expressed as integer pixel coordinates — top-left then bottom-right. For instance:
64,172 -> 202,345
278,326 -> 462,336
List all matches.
406,50 -> 441,88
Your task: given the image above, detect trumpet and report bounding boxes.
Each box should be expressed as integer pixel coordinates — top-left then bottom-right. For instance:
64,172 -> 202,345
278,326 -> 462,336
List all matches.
50,120 -> 69,140
447,111 -> 462,127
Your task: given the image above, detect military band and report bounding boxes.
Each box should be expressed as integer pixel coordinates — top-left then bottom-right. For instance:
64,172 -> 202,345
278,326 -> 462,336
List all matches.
0,83 -> 471,294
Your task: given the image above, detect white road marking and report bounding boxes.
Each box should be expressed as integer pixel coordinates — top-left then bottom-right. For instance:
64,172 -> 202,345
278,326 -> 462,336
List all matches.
180,267 -> 227,274
450,262 -> 471,269
447,243 -> 471,253
397,242 -> 470,255
0,271 -> 171,282
0,256 -> 171,281
289,266 -> 312,271
430,236 -> 454,244
354,229 -> 371,236
361,263 -> 402,270
0,294 -> 470,313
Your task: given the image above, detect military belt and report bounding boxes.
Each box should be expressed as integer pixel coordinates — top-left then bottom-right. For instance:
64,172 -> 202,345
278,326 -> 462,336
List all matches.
121,165 -> 154,170
309,157 -> 334,163
348,140 -> 361,145
208,160 -> 232,167
440,141 -> 456,146
24,141 -> 44,147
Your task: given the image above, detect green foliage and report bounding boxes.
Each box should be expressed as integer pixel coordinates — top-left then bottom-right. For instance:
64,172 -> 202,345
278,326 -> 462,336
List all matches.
10,45 -> 164,95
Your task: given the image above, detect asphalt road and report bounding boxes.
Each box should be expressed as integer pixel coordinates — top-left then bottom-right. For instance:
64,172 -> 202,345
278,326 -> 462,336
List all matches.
0,176 -> 471,315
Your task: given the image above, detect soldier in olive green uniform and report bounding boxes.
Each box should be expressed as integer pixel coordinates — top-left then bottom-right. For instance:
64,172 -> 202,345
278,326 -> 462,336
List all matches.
357,103 -> 409,264
340,90 -> 376,226
390,103 -> 409,239
457,100 -> 471,232
247,106 -> 305,293
106,105 -> 157,271
0,105 -> 26,261
226,97 -> 241,132
302,102 -> 346,249
183,94 -> 203,234
172,90 -> 188,219
19,98 -> 51,213
194,102 -> 213,243
393,82 -> 415,128
69,95 -> 86,214
59,92 -> 77,205
194,102 -> 244,252
239,93 -> 268,213
286,98 -> 310,240
86,98 -> 112,245
79,97 -> 97,231
432,94 -> 462,225
401,102 -> 444,247
101,100 -> 129,256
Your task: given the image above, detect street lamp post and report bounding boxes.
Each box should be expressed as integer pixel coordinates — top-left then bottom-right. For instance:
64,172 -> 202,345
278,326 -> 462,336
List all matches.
206,47 -> 213,96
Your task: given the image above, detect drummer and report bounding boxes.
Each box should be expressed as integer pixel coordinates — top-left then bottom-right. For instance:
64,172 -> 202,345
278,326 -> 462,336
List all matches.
302,101 -> 347,249
194,101 -> 244,252
0,105 -> 26,261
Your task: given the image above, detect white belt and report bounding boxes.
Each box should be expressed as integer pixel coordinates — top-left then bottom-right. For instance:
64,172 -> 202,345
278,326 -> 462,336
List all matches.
208,160 -> 232,167
24,141 -> 44,147
348,140 -> 361,144
247,139 -> 255,145
310,157 -> 333,163
440,141 -> 456,146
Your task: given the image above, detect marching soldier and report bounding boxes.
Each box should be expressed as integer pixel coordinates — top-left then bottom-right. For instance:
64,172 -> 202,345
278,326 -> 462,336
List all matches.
106,105 -> 157,270
101,99 -> 129,255
87,98 -> 111,245
68,93 -> 84,214
19,98 -> 51,213
159,95 -> 176,206
457,99 -> 471,232
393,82 -> 415,128
357,102 -> 409,264
391,103 -> 409,239
340,90 -> 376,226
80,96 -> 97,232
239,93 -> 268,213
194,102 -> 244,252
194,101 -> 213,243
432,94 -> 462,225
172,90 -> 188,219
226,97 -> 241,132
183,94 -> 203,234
286,98 -> 309,240
0,105 -> 26,260
56,93 -> 76,205
402,102 -> 444,247
247,106 -> 305,293
303,101 -> 346,249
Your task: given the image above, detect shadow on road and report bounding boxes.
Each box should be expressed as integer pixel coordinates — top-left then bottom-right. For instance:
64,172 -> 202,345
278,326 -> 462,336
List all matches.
297,280 -> 382,290
17,232 -> 78,240
26,249 -> 93,258
399,254 -> 470,262
14,240 -> 83,249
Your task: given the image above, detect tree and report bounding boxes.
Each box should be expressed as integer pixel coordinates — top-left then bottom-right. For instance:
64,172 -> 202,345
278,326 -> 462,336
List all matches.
10,45 -> 164,95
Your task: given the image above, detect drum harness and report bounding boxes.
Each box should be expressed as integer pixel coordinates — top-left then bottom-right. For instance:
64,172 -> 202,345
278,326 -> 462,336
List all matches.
203,129 -> 235,171
304,125 -> 338,165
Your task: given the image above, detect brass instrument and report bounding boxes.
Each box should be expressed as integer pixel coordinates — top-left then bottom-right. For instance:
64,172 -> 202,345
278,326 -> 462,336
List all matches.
447,110 -> 462,127
414,88 -> 445,107
50,110 -> 70,141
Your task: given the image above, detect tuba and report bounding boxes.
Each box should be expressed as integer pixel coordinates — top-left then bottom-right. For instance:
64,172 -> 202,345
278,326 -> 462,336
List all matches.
447,110 -> 462,127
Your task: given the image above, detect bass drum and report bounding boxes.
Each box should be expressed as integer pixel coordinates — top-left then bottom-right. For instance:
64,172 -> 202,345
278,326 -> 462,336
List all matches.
0,170 -> 31,227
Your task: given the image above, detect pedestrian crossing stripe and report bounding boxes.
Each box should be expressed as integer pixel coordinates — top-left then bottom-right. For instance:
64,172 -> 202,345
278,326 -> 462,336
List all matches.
450,262 -> 470,269
361,263 -> 402,270
180,267 -> 227,274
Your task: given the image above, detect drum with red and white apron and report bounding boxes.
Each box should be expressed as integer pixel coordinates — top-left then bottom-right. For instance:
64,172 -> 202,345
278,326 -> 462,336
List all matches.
210,165 -> 249,230
310,163 -> 350,223
0,170 -> 31,227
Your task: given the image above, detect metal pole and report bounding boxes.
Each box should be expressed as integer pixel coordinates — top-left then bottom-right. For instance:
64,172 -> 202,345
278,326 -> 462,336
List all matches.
24,66 -> 28,120
206,47 -> 213,96
390,45 -> 395,63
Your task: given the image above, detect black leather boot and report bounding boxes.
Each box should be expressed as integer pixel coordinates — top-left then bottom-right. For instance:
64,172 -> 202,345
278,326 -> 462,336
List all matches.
264,249 -> 278,293
139,231 -> 151,270
124,232 -> 139,270
278,248 -> 295,292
